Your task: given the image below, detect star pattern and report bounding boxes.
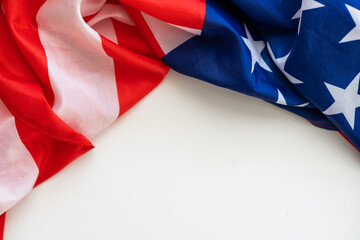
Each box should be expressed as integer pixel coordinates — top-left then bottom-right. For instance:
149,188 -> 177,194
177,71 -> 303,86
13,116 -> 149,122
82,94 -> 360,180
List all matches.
292,0 -> 325,33
241,25 -> 271,73
323,73 -> 360,130
340,4 -> 360,43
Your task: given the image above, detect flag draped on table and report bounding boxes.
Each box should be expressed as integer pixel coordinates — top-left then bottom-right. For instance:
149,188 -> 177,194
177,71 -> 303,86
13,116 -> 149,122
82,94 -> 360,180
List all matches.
0,0 -> 360,238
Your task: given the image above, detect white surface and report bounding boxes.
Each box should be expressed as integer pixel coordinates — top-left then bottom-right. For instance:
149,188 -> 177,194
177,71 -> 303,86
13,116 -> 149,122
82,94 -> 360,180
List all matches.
4,70 -> 360,240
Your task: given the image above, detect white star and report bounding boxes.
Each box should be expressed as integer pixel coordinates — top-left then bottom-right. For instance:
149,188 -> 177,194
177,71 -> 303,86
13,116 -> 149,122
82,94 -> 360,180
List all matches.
276,89 -> 309,107
241,25 -> 271,73
267,43 -> 303,84
296,102 -> 310,107
276,90 -> 287,105
292,0 -> 325,33
340,4 -> 360,43
323,73 -> 360,130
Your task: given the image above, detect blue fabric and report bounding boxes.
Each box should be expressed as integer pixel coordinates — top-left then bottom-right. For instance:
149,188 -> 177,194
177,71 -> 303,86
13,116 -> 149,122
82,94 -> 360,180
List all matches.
163,0 -> 337,129
163,0 -> 360,149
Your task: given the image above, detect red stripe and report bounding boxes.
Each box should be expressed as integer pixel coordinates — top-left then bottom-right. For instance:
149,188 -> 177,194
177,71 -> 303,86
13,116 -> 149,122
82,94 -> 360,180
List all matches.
83,13 -> 98,23
2,0 -> 54,107
99,18 -> 169,116
0,213 -> 4,240
112,19 -> 156,57
16,120 -> 94,186
125,6 -> 165,58
119,0 -> 206,30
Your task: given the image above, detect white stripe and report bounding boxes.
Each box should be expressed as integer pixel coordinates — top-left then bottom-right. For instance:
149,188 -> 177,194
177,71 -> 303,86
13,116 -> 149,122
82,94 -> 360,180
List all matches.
168,23 -> 202,36
80,0 -> 106,17
36,0 -> 120,139
0,100 -> 39,215
91,18 -> 118,44
141,12 -> 199,55
87,3 -> 132,44
86,3 -> 135,28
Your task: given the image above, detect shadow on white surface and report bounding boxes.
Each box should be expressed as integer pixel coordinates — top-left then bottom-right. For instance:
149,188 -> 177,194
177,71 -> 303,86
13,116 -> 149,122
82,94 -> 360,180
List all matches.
5,70 -> 360,240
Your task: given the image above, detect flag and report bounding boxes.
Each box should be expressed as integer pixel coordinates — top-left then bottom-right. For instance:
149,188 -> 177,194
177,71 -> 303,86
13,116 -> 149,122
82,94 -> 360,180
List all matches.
0,0 -> 359,238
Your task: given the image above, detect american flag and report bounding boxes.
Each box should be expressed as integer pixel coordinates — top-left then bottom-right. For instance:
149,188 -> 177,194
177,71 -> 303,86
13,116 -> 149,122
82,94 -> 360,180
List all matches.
0,0 -> 360,238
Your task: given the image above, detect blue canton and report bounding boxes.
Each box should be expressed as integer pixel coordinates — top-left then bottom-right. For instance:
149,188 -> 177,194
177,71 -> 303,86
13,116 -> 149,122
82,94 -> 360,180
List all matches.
162,0 -> 360,150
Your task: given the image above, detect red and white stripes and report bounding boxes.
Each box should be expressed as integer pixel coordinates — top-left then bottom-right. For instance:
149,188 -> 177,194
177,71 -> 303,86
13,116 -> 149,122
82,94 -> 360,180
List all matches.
37,0 -> 121,139
0,100 -> 38,215
0,0 -> 207,238
0,0 -> 171,218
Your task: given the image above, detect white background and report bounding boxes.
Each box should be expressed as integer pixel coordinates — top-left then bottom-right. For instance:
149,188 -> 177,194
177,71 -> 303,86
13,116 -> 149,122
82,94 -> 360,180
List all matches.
4,70 -> 360,240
